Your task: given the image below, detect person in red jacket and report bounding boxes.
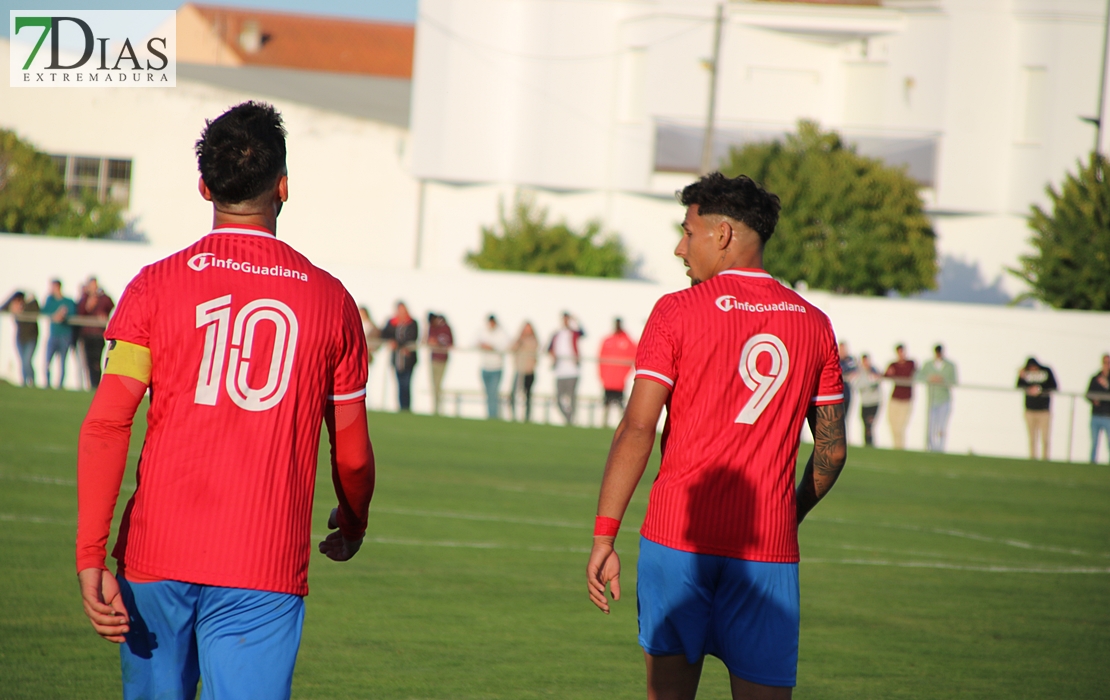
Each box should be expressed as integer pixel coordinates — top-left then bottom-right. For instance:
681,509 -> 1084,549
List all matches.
598,317 -> 637,428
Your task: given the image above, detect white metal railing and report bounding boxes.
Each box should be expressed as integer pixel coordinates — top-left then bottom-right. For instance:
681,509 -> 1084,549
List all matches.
2,311 -> 1107,462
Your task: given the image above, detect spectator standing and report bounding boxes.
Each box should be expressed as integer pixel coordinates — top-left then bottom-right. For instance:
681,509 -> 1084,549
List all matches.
2,291 -> 39,386
426,313 -> 454,415
41,279 -> 77,389
853,353 -> 883,447
883,344 -> 916,449
76,277 -> 115,389
509,322 -> 539,422
1016,357 -> 1057,460
598,318 -> 637,428
549,312 -> 585,425
381,302 -> 418,412
838,341 -> 858,417
916,345 -> 958,453
1087,353 -> 1110,464
477,315 -> 509,419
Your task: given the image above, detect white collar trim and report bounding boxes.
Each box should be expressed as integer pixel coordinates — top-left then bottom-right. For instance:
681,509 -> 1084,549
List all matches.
718,269 -> 772,279
208,227 -> 276,238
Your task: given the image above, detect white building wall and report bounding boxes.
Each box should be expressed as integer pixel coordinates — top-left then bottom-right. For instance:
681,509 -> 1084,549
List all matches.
410,0 -> 1107,298
0,39 -> 419,273
2,234 -> 1108,462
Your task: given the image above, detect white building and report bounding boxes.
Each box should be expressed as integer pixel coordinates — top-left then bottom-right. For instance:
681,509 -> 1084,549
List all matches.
2,1 -> 1106,295
0,5 -> 421,273
411,0 -> 1110,299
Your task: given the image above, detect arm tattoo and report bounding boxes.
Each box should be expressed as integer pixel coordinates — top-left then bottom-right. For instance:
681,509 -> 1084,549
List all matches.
797,402 -> 848,524
813,403 -> 846,478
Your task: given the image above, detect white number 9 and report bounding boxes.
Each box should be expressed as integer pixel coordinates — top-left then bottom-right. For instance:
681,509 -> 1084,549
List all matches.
736,333 -> 790,424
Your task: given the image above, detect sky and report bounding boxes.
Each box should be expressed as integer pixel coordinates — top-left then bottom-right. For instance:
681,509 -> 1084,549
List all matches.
1,0 -> 419,36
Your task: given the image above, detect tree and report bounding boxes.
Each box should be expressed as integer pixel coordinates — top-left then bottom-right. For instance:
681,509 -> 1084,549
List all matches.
466,194 -> 629,278
47,190 -> 124,239
0,129 -> 66,234
720,121 -> 937,296
0,129 -> 124,238
1010,153 -> 1110,311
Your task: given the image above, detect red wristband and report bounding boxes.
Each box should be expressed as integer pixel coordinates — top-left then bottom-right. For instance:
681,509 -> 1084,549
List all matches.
594,516 -> 621,537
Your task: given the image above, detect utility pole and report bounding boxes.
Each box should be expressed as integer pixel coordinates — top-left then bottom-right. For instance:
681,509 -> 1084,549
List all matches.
1098,0 -> 1110,155
699,3 -> 725,175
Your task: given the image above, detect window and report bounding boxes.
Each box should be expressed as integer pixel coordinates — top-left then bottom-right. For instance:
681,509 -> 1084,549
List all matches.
50,154 -> 132,208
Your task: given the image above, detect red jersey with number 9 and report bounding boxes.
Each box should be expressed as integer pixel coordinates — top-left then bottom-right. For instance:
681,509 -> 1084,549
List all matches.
634,268 -> 842,563
103,225 -> 367,595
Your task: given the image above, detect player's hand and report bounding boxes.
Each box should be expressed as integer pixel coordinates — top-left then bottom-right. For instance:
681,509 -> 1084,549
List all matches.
77,567 -> 130,643
586,537 -> 621,614
319,507 -> 364,561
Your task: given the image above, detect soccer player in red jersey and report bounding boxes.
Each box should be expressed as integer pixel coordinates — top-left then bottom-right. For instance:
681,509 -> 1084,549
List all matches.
587,173 -> 847,700
76,102 -> 375,700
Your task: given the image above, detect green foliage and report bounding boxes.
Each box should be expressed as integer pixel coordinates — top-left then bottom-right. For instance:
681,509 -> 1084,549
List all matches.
0,129 -> 66,234
47,189 -> 124,239
1010,153 -> 1110,310
0,129 -> 124,239
466,194 -> 629,278
721,121 -> 937,296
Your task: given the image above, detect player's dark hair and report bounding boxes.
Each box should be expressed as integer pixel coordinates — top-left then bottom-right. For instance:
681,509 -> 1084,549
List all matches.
678,172 -> 781,244
195,101 -> 287,206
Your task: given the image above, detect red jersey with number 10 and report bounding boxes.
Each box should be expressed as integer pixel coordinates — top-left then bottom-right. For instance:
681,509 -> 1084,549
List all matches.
635,269 -> 842,563
103,225 -> 367,596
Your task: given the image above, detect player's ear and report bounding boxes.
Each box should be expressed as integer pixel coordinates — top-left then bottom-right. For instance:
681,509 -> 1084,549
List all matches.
198,177 -> 213,202
716,219 -> 734,250
276,174 -> 289,203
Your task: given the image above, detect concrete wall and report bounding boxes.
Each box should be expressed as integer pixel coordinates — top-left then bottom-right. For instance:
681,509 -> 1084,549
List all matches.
3,233 -> 1107,462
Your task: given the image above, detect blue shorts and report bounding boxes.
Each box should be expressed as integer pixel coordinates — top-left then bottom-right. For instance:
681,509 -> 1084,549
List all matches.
118,577 -> 305,700
636,537 -> 800,687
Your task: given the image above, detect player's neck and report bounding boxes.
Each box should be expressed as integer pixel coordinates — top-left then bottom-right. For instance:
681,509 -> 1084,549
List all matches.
719,248 -> 764,275
211,210 -> 277,236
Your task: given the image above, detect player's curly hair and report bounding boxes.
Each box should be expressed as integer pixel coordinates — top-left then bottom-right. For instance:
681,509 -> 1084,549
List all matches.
195,101 -> 287,205
678,172 -> 781,244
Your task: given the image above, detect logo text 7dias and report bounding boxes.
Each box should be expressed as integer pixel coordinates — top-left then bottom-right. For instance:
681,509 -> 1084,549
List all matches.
9,10 -> 176,88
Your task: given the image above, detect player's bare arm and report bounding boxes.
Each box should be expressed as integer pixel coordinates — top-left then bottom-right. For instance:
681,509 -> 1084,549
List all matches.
796,403 -> 847,524
319,399 -> 375,562
588,378 -> 669,613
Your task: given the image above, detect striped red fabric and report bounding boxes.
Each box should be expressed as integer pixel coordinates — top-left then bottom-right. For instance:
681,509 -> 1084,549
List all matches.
635,269 -> 843,563
97,224 -> 367,596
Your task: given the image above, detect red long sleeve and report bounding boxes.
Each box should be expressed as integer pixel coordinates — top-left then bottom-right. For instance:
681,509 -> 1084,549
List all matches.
325,400 -> 375,540
76,374 -> 147,573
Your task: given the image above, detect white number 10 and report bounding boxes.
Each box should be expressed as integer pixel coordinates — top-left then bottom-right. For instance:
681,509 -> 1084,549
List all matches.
195,295 -> 299,412
736,333 -> 790,424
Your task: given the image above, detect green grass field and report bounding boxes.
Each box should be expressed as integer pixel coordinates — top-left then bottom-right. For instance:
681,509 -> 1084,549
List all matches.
0,381 -> 1107,699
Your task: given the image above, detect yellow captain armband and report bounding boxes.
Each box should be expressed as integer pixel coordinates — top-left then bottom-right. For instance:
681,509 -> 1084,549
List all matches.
103,340 -> 152,385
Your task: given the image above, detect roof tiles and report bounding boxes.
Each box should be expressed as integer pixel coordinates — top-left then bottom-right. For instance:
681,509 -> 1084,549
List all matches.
187,3 -> 414,78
